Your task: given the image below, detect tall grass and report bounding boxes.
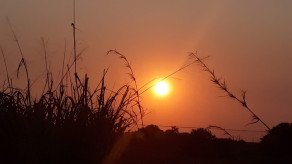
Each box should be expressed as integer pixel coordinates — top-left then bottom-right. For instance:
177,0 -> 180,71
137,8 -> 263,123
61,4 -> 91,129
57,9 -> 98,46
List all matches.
0,57 -> 143,163
106,50 -> 144,127
0,22 -> 144,163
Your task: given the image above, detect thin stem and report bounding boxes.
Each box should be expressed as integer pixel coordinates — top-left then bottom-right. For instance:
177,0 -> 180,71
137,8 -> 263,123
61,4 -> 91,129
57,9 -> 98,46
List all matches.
7,17 -> 31,105
189,52 -> 270,131
41,37 -> 50,92
0,46 -> 12,93
73,0 -> 77,75
61,40 -> 67,85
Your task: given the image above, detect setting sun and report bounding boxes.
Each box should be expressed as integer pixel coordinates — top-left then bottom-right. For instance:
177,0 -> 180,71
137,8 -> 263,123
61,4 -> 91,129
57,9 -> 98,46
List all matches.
155,81 -> 169,95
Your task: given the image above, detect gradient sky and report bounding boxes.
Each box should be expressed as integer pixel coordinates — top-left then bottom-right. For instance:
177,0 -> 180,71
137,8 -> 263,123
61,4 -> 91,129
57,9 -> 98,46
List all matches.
1,0 -> 292,141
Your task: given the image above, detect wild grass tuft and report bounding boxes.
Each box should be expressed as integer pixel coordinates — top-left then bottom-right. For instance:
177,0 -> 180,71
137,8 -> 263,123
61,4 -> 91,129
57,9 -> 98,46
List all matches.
0,31 -> 144,163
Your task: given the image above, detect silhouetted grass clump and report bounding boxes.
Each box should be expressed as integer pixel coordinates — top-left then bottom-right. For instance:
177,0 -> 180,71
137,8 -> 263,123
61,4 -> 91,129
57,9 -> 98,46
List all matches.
0,19 -> 144,163
0,69 -> 142,163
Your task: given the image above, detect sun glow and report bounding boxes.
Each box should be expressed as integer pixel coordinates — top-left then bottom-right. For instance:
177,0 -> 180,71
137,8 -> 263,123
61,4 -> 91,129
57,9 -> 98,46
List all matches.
155,81 -> 169,95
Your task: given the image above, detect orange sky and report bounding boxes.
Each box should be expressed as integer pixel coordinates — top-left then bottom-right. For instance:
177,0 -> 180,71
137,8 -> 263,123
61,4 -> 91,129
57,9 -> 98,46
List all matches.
0,0 -> 292,141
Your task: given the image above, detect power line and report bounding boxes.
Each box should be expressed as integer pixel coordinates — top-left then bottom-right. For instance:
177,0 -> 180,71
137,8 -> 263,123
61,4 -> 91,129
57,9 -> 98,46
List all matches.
141,124 -> 266,133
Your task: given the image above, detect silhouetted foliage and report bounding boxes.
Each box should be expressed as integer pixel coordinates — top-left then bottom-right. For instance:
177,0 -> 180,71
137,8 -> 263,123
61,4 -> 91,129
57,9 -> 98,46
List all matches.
137,124 -> 164,138
116,126 -> 261,163
0,72 -> 142,163
1,89 -> 291,164
165,126 -> 179,135
1,28 -> 290,162
190,128 -> 215,141
261,123 -> 292,157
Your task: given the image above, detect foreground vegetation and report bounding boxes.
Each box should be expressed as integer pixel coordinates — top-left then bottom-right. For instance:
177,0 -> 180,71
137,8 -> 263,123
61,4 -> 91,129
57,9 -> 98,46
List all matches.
0,19 -> 291,163
0,73 -> 138,163
1,50 -> 291,163
1,101 -> 292,164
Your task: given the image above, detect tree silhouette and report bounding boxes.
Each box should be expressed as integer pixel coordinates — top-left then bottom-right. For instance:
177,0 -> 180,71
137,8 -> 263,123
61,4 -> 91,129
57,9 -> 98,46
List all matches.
165,126 -> 179,135
261,122 -> 292,156
191,128 -> 215,141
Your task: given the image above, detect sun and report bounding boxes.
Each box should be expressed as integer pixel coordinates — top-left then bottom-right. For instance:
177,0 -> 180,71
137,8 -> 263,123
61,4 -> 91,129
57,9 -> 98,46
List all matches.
155,81 -> 169,95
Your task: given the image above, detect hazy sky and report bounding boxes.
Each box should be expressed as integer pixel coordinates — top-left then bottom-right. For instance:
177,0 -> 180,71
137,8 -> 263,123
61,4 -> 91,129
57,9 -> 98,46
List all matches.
1,0 -> 292,141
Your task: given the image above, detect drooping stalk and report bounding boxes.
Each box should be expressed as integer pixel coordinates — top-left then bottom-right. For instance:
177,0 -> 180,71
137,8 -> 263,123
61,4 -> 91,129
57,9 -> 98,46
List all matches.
7,17 -> 31,105
189,52 -> 270,131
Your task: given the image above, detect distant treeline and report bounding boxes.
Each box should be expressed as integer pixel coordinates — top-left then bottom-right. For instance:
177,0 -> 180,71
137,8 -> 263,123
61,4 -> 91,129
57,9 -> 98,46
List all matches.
114,124 -> 292,164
